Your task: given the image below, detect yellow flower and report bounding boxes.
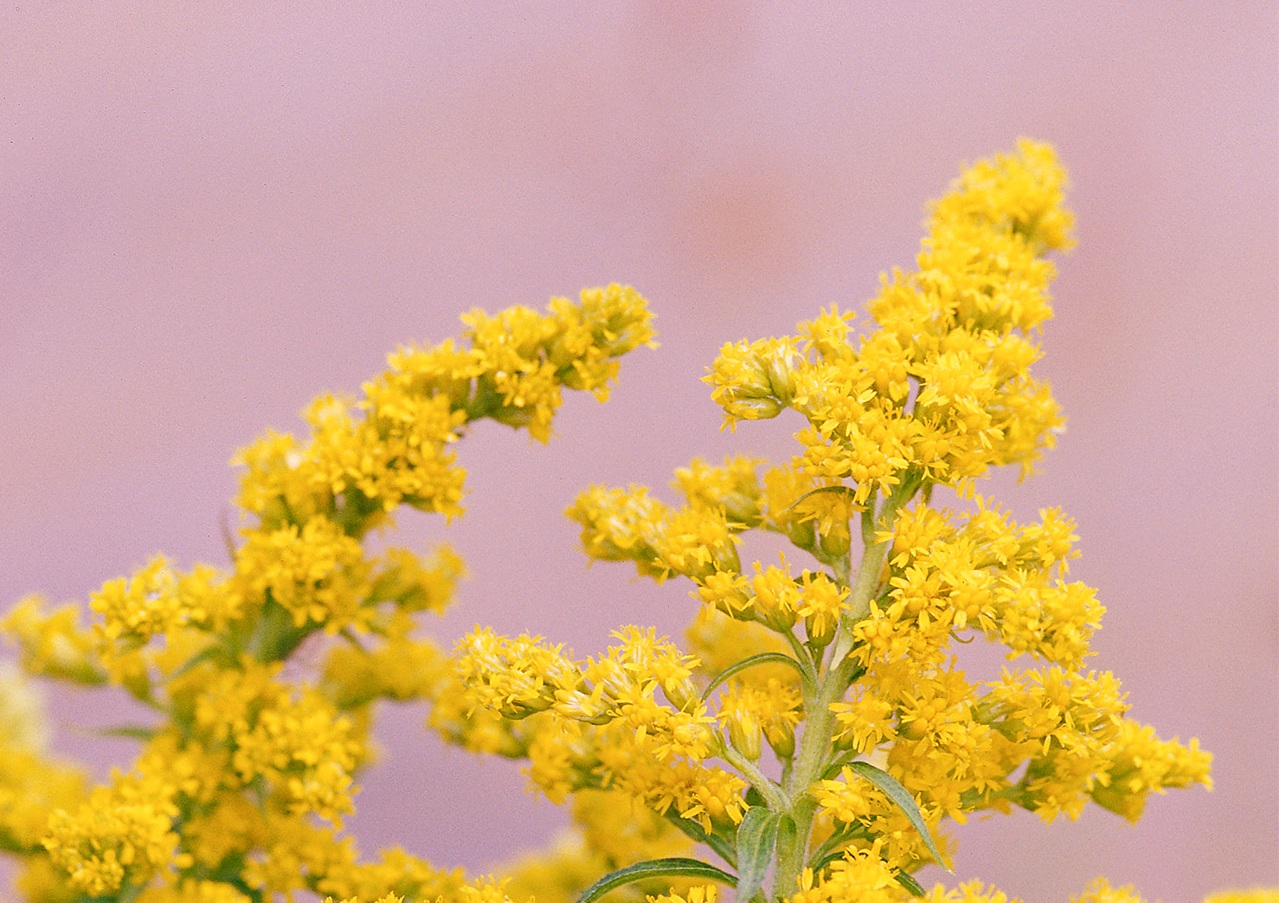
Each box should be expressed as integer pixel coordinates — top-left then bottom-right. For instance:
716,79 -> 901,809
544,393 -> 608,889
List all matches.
787,846 -> 906,903
0,747 -> 86,852
924,880 -> 1018,902
234,515 -> 370,632
1068,877 -> 1146,903
1,596 -> 104,685
648,884 -> 719,903
43,773 -> 184,897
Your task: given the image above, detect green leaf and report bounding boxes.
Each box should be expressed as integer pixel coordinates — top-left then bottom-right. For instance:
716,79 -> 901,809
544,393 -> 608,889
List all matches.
576,858 -> 737,903
95,725 -> 157,741
821,756 -> 854,781
894,870 -> 927,897
774,814 -> 797,889
808,848 -> 844,876
662,813 -> 736,868
806,819 -> 867,869
170,644 -> 223,679
782,484 -> 860,516
776,813 -> 796,855
734,807 -> 780,903
701,652 -> 808,701
846,761 -> 951,873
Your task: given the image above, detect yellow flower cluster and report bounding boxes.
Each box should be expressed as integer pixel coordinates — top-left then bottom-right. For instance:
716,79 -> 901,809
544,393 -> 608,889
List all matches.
458,142 -> 1214,903
0,150 -> 1252,903
43,772 -> 185,897
707,139 -> 1068,501
3,287 -> 655,902
234,284 -> 654,530
2,595 -> 106,685
0,665 -> 86,869
452,626 -> 753,830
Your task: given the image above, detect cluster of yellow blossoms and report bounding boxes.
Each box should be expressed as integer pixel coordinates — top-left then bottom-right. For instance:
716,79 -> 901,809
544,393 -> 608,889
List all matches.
0,143 -> 1264,903
454,141 -> 1216,902
1,286 -> 658,902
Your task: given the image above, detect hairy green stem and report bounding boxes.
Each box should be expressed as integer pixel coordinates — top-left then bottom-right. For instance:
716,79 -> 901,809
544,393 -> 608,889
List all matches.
772,484 -> 911,898
717,735 -> 790,813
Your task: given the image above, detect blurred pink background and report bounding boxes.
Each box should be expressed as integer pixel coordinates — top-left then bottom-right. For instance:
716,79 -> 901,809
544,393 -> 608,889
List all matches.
2,4 -> 1276,899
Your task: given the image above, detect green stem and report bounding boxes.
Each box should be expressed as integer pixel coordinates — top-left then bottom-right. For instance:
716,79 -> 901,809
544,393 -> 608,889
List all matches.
780,630 -> 819,690
773,483 -> 913,898
247,598 -> 309,663
716,734 -> 790,812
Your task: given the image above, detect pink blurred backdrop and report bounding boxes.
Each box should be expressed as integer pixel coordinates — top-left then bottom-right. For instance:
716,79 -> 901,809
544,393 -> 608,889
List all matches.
2,4 -> 1276,899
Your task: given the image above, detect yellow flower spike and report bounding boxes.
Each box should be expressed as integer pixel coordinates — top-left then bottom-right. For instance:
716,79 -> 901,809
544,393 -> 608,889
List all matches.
931,138 -> 1075,255
650,506 -> 743,582
785,845 -> 904,903
831,689 -> 898,755
462,285 -> 655,443
810,766 -> 876,824
693,569 -> 754,621
89,556 -> 181,642
797,304 -> 857,361
746,558 -> 801,631
0,748 -> 87,853
1090,721 -> 1213,821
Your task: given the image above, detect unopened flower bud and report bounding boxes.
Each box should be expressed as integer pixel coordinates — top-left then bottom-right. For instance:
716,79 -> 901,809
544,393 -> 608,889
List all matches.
727,711 -> 762,762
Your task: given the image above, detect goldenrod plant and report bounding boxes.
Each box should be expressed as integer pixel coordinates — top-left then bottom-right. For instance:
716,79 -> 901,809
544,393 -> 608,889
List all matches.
0,142 -> 1264,903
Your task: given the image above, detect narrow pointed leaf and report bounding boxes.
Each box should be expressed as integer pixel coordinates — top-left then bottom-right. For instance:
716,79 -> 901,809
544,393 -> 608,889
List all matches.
774,815 -> 798,893
662,814 -> 736,868
170,644 -> 224,679
576,858 -> 737,903
781,484 -> 860,516
96,725 -> 157,741
821,756 -> 855,781
846,761 -> 951,873
894,871 -> 926,897
776,814 -> 796,856
734,807 -> 780,903
808,849 -> 844,875
702,653 -> 807,701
